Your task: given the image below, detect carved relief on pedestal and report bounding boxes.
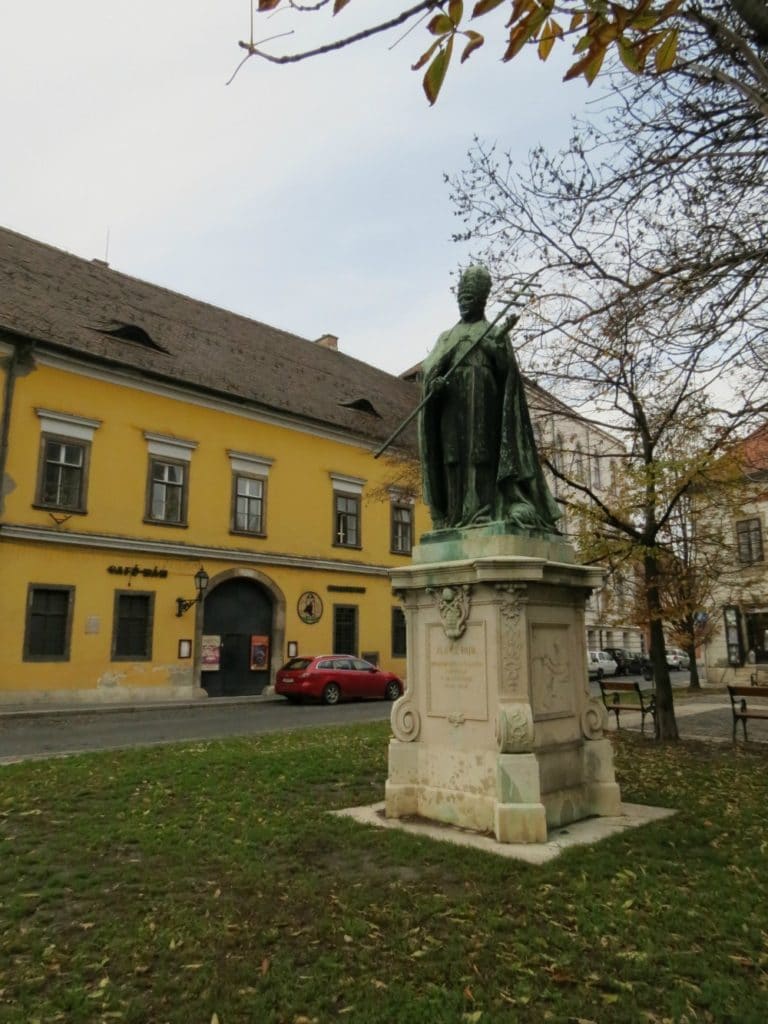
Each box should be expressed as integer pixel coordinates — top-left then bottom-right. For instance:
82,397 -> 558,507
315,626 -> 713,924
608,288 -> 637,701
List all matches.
391,696 -> 421,742
496,584 -> 526,696
530,623 -> 573,719
428,584 -> 471,640
581,697 -> 608,740
496,701 -> 535,753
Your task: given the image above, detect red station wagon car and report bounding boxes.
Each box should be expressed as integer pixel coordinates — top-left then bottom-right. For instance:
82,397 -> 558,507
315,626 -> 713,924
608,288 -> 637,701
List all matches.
275,655 -> 403,705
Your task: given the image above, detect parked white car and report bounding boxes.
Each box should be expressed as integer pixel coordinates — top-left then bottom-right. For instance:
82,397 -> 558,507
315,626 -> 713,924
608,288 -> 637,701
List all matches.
587,650 -> 618,680
666,647 -> 691,671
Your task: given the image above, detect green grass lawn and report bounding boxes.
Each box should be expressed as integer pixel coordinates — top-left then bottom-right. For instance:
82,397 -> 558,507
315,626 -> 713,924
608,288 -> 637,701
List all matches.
1,725 -> 766,1024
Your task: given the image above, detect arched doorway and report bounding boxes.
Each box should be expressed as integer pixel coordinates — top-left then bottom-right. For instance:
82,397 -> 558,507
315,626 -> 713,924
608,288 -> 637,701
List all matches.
201,574 -> 279,696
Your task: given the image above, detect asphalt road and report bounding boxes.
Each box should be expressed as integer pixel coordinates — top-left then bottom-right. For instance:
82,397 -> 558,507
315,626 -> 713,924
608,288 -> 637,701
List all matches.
0,698 -> 394,762
0,670 -> 698,764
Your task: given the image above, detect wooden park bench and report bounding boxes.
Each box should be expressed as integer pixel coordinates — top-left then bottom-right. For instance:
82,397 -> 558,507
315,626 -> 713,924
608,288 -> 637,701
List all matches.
727,685 -> 768,742
749,666 -> 768,687
599,679 -> 656,736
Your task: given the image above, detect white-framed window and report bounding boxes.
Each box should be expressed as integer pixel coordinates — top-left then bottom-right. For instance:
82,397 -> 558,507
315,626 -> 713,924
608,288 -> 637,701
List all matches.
35,409 -> 101,513
391,503 -> 413,554
228,451 -> 273,536
144,433 -> 197,526
389,488 -> 414,555
330,473 -> 365,549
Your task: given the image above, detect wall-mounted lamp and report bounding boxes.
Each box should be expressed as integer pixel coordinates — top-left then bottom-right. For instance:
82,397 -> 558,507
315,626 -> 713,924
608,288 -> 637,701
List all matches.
176,566 -> 209,617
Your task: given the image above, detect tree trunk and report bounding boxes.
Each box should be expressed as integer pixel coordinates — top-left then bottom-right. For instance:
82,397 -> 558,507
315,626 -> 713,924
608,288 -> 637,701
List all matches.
645,554 -> 679,741
682,614 -> 701,690
687,640 -> 701,689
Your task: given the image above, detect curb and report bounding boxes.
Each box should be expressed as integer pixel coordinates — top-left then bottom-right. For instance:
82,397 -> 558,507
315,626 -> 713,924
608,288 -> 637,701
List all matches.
0,694 -> 284,721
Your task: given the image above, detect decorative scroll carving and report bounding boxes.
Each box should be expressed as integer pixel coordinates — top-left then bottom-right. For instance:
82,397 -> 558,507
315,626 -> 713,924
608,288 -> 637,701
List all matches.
447,712 -> 466,727
428,584 -> 471,640
391,696 -> 421,742
496,702 -> 535,753
496,584 -> 525,695
581,698 -> 608,740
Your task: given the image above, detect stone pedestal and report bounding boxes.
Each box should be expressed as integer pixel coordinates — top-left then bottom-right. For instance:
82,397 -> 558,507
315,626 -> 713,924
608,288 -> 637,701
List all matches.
385,532 -> 621,844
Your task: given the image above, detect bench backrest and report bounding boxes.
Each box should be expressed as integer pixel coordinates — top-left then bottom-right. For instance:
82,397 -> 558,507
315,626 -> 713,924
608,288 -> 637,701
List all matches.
729,684 -> 768,700
600,681 -> 637,694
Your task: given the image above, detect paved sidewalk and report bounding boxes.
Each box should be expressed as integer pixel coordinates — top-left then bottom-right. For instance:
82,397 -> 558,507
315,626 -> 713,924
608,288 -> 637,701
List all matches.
608,693 -> 768,744
0,692 -> 281,720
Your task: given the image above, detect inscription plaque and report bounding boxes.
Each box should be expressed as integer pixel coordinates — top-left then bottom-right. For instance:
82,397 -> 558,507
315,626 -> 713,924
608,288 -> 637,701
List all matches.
426,621 -> 488,721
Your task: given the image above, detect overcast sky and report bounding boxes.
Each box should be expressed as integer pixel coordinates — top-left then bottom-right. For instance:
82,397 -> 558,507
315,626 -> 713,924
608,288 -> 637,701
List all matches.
1,1 -> 591,377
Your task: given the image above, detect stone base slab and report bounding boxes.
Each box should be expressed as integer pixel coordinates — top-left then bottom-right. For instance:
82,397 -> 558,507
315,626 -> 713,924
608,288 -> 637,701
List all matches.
334,802 -> 676,865
387,736 -> 621,844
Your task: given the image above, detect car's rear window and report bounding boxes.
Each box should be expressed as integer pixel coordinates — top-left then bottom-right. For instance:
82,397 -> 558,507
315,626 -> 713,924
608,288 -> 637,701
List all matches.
282,658 -> 312,671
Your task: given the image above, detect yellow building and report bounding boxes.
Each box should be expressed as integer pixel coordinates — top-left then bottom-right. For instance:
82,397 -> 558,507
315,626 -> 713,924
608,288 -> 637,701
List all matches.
0,227 -> 425,704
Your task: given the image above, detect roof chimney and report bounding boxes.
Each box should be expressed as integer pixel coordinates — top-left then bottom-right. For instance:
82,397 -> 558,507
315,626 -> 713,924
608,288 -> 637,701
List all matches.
315,333 -> 338,351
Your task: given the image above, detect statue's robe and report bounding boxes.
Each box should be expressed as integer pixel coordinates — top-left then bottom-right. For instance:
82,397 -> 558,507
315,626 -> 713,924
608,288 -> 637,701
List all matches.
419,317 -> 561,532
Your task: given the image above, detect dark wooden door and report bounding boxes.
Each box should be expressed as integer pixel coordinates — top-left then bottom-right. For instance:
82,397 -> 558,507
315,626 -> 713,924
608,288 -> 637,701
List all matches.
202,578 -> 273,696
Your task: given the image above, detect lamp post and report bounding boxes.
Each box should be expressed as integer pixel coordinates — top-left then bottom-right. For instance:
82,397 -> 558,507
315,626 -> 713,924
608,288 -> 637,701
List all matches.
176,567 -> 209,617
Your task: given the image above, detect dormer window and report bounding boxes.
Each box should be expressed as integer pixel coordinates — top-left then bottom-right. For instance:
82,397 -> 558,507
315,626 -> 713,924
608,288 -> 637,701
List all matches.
338,397 -> 381,417
92,321 -> 168,352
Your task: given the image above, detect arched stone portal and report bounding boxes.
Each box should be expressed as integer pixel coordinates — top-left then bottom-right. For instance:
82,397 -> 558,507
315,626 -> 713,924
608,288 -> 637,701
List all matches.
197,569 -> 285,697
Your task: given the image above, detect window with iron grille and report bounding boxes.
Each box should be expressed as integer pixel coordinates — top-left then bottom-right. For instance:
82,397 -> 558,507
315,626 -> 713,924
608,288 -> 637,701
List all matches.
592,454 -> 602,490
37,436 -> 88,511
148,458 -> 186,524
233,474 -> 265,535
333,605 -> 358,655
391,504 -> 413,554
112,591 -> 154,660
736,517 -> 764,564
24,585 -> 74,661
392,606 -> 407,658
573,441 -> 585,482
334,493 -> 360,547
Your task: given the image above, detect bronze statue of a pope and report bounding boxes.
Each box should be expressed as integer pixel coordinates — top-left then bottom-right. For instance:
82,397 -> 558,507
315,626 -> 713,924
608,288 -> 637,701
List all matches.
419,265 -> 561,533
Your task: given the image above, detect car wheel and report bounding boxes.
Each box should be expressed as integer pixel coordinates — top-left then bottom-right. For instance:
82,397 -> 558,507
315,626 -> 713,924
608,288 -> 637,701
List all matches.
286,696 -> 301,705
596,669 -> 603,682
322,682 -> 341,706
384,680 -> 401,701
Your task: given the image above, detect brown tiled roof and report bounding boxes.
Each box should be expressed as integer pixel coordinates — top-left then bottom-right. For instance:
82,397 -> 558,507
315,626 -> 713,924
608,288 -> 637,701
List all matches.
0,226 -> 419,451
739,421 -> 768,475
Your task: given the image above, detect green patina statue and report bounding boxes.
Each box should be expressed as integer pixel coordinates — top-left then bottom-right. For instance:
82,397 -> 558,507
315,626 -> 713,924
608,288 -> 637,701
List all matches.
419,266 -> 561,534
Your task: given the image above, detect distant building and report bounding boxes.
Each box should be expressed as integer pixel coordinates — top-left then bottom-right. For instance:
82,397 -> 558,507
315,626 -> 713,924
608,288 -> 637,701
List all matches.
0,227 -> 425,704
704,422 -> 768,683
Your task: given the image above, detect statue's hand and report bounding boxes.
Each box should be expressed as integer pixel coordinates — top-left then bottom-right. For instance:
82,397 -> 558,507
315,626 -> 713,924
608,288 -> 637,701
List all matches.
430,376 -> 448,393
